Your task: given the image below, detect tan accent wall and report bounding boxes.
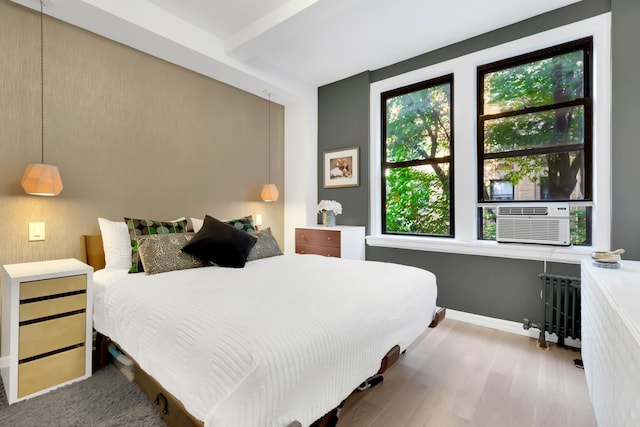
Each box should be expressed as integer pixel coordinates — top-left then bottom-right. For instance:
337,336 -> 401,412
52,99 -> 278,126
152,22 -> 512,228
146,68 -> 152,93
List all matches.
0,0 -> 284,267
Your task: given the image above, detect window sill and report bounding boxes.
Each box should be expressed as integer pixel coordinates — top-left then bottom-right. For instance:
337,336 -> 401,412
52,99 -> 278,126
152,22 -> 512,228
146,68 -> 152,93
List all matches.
365,235 -> 593,264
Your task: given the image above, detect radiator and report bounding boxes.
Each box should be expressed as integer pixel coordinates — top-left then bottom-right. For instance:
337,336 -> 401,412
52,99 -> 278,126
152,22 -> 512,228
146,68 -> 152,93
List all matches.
523,273 -> 581,348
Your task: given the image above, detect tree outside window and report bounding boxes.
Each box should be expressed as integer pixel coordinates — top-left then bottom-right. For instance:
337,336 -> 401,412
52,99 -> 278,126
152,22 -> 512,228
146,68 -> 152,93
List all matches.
382,75 -> 454,237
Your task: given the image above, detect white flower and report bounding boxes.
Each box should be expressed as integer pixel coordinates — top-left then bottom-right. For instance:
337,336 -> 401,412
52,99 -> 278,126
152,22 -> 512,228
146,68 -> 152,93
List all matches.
317,200 -> 342,215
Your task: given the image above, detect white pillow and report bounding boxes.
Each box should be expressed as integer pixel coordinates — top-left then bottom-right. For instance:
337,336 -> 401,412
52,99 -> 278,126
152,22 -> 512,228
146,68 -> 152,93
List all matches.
191,217 -> 204,233
97,218 -> 131,270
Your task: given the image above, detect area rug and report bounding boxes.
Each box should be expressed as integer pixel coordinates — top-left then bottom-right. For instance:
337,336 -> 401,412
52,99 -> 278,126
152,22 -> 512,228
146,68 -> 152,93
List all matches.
0,365 -> 166,426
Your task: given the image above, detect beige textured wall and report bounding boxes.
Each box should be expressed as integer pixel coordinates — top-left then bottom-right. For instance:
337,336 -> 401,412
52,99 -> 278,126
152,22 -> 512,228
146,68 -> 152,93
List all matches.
0,1 -> 284,267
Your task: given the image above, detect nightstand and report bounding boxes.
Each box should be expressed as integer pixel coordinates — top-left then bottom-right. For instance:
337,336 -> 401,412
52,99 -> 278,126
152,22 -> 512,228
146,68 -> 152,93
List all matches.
295,225 -> 365,260
1,258 -> 93,404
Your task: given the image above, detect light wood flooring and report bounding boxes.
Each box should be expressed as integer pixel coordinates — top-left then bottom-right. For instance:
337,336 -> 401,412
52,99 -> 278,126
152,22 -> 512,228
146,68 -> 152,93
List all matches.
337,318 -> 596,427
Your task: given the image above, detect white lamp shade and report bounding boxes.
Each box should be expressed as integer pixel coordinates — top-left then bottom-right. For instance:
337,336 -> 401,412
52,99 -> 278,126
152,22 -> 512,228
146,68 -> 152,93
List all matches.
21,163 -> 63,196
261,183 -> 279,202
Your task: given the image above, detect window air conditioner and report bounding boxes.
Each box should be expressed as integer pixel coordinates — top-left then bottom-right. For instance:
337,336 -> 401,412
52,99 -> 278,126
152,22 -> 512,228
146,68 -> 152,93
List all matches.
496,204 -> 570,246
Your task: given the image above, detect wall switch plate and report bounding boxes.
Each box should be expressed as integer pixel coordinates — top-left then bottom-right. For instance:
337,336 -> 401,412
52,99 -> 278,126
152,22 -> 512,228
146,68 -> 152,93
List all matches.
29,222 -> 45,241
255,214 -> 263,226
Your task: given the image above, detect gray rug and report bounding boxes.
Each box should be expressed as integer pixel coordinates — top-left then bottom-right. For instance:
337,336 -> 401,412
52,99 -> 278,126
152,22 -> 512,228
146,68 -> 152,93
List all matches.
0,365 -> 166,426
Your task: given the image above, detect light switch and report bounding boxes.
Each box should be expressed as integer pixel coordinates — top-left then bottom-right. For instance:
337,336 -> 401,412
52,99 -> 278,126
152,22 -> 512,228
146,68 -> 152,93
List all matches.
255,214 -> 263,227
29,222 -> 45,241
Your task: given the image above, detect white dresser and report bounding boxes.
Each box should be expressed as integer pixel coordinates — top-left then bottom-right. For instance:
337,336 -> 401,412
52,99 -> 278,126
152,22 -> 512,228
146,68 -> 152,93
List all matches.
1,259 -> 93,404
581,259 -> 640,427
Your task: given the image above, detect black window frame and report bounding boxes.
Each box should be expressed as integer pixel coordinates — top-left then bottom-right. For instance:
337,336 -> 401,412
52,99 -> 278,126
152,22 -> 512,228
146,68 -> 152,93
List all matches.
476,37 -> 593,204
381,73 -> 455,238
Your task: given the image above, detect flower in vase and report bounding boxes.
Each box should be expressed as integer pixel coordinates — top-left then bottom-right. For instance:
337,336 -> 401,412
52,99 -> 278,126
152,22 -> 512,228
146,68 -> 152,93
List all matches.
316,200 -> 342,214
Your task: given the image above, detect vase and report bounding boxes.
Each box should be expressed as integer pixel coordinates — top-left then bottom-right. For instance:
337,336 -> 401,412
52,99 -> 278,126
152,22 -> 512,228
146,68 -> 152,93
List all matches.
322,210 -> 336,227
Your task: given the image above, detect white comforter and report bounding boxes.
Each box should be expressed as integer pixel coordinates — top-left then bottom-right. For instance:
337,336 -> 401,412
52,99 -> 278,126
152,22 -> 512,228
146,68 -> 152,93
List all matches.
92,254 -> 437,426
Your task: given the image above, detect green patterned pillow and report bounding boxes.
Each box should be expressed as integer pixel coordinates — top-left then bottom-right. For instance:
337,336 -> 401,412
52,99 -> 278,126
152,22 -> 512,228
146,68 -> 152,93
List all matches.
247,227 -> 283,262
226,215 -> 256,233
124,217 -> 187,273
136,233 -> 206,275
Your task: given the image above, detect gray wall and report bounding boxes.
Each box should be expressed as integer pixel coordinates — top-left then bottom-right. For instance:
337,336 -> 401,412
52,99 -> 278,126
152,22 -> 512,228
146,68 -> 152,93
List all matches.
611,0 -> 640,260
317,0 -> 614,323
317,72 -> 371,229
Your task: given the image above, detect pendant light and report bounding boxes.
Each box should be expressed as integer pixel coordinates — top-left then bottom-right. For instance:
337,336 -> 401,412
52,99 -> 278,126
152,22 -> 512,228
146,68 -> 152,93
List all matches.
21,0 -> 63,196
260,92 -> 279,202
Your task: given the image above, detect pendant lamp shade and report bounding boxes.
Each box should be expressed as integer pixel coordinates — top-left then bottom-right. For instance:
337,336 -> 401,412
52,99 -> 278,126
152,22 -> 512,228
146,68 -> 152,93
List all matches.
261,92 -> 279,202
22,0 -> 63,196
21,163 -> 63,196
261,183 -> 279,202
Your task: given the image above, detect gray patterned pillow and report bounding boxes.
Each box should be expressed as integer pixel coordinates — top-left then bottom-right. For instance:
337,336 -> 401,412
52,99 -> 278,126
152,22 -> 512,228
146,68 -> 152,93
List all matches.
247,228 -> 283,262
125,217 -> 188,273
136,233 -> 206,275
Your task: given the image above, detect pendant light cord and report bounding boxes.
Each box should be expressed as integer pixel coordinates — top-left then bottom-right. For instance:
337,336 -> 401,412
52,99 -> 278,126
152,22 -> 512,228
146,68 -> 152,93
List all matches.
40,0 -> 45,164
267,92 -> 271,183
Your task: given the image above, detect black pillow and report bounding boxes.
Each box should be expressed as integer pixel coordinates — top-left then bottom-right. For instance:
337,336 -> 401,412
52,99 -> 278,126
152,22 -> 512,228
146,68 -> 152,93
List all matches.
181,215 -> 258,268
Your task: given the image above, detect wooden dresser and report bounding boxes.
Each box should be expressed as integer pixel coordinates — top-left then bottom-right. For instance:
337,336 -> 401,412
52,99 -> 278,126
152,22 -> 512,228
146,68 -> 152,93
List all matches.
1,258 -> 93,404
295,226 -> 365,260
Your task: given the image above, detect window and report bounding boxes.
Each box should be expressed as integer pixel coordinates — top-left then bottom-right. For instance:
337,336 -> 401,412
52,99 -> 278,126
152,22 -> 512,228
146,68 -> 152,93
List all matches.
381,74 -> 454,237
368,14 -> 610,262
477,38 -> 593,245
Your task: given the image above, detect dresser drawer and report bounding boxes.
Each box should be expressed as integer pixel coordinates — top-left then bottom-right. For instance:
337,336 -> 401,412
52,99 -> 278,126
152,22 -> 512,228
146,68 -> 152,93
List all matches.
19,313 -> 86,360
18,346 -> 86,398
20,294 -> 86,322
295,244 -> 341,258
20,275 -> 86,301
295,228 -> 340,248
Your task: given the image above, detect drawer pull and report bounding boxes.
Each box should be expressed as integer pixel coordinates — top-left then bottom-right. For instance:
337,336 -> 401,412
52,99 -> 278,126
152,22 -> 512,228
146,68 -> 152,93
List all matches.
299,251 -> 305,254
300,234 -> 305,238
327,237 -> 331,240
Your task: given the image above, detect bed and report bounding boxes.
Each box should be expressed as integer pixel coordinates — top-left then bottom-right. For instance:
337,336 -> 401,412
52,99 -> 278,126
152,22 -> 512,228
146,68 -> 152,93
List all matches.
81,232 -> 438,427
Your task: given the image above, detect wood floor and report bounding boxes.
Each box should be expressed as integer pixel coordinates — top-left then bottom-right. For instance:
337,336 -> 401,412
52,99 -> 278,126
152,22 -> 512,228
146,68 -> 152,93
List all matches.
337,319 -> 596,427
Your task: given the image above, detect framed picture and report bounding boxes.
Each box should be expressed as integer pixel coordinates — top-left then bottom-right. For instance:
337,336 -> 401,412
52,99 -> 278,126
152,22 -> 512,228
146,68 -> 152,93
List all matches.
323,146 -> 359,188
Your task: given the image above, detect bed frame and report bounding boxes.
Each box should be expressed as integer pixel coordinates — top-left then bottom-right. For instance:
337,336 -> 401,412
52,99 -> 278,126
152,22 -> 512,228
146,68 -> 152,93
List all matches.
81,234 -> 443,427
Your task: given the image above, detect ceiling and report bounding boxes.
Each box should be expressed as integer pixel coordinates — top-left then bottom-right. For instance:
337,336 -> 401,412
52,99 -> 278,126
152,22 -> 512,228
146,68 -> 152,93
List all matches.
11,0 -> 581,103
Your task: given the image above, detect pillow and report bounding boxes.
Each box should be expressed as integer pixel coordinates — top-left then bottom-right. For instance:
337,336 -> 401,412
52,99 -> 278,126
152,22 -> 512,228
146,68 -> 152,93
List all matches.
191,217 -> 204,233
191,215 -> 255,233
97,218 -> 131,270
136,233 -> 206,275
181,215 -> 258,268
247,227 -> 283,262
124,217 -> 188,273
226,215 -> 256,232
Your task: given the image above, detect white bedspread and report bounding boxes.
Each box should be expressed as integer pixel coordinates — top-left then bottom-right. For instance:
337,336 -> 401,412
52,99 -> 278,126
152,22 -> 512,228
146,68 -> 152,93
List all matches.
92,254 -> 437,426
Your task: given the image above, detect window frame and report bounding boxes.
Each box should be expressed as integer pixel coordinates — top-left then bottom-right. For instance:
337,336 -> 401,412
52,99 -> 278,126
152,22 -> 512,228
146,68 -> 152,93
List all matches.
476,37 -> 593,205
367,14 -> 611,264
380,74 -> 455,238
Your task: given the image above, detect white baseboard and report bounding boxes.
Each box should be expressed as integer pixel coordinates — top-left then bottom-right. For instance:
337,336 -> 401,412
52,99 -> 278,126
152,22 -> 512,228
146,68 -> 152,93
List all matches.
446,309 -> 581,348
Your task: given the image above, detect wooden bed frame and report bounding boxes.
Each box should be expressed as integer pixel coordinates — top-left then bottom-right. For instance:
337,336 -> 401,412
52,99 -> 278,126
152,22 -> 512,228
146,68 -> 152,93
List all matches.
80,234 -> 444,427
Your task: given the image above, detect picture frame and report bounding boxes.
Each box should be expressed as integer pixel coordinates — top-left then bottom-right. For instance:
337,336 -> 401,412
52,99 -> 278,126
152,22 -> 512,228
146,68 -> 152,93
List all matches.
323,146 -> 359,188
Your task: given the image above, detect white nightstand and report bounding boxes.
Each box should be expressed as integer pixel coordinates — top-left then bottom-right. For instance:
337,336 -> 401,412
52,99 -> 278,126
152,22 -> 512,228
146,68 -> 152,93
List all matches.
295,225 -> 365,260
1,258 -> 93,404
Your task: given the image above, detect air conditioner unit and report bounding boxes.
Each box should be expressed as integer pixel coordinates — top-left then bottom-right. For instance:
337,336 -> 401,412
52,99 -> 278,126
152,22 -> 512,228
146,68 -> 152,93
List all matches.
496,204 -> 570,246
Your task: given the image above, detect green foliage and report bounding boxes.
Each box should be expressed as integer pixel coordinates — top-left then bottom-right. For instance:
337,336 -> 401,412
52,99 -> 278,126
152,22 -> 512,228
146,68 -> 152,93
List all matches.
384,82 -> 452,235
481,207 -> 497,240
386,166 -> 450,235
482,50 -> 586,201
386,85 -> 451,163
570,207 -> 589,245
